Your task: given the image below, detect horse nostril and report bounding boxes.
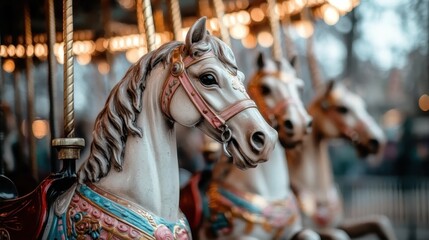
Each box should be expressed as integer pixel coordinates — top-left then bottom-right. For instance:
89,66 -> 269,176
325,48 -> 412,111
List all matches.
368,139 -> 380,153
251,131 -> 265,151
284,120 -> 294,135
306,120 -> 313,134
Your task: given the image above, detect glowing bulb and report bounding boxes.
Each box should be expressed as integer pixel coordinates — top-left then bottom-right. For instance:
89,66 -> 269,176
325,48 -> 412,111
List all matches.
3,59 -> 15,73
26,44 -> 34,57
16,45 -> 25,58
419,94 -> 429,111
241,34 -> 257,49
250,8 -> 264,22
32,119 -> 49,139
126,48 -> 146,64
229,25 -> 249,40
237,10 -> 251,25
0,45 -> 6,57
294,20 -> 314,38
257,31 -> 273,48
323,4 -> 340,25
77,54 -> 91,65
7,45 -> 15,57
98,62 -> 110,75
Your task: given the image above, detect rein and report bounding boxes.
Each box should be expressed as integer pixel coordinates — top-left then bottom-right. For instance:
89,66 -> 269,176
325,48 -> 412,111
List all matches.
161,46 -> 257,157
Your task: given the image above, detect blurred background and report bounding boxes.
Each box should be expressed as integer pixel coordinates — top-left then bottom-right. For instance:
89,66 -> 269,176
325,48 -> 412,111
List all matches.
0,0 -> 428,239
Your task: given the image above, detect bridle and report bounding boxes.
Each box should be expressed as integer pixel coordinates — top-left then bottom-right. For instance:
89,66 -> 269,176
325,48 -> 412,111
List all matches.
248,72 -> 296,129
161,45 -> 257,157
320,100 -> 361,143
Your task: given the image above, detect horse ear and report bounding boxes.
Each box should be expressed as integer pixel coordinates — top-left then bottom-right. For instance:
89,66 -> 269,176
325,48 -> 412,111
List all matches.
257,52 -> 265,70
289,55 -> 297,68
325,80 -> 335,96
321,80 -> 335,110
185,17 -> 208,47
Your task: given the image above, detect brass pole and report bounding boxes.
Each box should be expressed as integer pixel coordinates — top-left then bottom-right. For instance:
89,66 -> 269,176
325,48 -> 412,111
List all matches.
282,16 -> 300,75
52,0 -> 85,175
45,0 -> 58,172
24,3 -> 37,180
63,0 -> 75,138
307,32 -> 322,88
137,0 -> 156,52
101,0 -> 114,90
168,0 -> 182,41
212,0 -> 231,47
267,0 -> 282,61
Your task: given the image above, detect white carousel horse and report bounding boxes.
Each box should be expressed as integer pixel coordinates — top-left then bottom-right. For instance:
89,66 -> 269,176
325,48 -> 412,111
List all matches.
287,80 -> 397,240
0,17 -> 277,240
197,53 -> 319,240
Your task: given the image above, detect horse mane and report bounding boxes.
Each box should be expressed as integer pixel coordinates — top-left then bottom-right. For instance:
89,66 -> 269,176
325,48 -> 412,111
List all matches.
79,33 -> 238,183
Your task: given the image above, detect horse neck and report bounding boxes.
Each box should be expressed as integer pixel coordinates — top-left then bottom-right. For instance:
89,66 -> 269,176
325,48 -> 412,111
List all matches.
223,141 -> 289,201
95,67 -> 181,221
289,131 -> 334,193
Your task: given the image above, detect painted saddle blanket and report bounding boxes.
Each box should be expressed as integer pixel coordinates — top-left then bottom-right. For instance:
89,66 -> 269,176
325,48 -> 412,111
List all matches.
205,182 -> 299,237
47,183 -> 190,240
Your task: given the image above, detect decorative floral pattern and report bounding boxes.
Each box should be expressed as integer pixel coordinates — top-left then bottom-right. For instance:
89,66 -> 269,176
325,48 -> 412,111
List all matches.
64,185 -> 191,240
262,203 -> 294,228
174,226 -> 190,240
154,224 -> 174,240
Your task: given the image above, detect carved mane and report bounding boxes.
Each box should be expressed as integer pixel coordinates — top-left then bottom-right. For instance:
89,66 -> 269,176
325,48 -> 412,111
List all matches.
79,34 -> 239,183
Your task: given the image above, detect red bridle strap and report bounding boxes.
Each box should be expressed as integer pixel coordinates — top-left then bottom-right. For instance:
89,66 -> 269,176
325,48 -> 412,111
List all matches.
248,84 -> 295,122
161,47 -> 257,130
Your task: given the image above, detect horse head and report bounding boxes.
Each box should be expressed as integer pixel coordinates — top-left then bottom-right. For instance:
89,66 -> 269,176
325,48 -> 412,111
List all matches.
308,80 -> 385,157
248,52 -> 312,149
164,18 -> 277,169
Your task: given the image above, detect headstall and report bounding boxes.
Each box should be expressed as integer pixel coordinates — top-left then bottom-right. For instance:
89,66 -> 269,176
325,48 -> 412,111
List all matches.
248,72 -> 296,127
161,46 -> 257,157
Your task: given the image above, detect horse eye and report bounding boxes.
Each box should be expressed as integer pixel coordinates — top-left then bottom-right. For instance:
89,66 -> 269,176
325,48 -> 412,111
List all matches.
260,84 -> 271,96
335,106 -> 349,114
199,73 -> 217,86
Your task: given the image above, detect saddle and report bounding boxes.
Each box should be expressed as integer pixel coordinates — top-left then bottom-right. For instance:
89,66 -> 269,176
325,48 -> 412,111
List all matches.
0,172 -> 76,239
179,169 -> 213,234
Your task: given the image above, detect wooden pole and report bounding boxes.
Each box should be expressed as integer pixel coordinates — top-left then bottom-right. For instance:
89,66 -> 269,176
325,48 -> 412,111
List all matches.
212,0 -> 231,47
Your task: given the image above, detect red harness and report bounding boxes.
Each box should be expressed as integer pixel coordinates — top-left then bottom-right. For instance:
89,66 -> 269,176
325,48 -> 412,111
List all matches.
161,46 -> 257,154
247,72 -> 296,126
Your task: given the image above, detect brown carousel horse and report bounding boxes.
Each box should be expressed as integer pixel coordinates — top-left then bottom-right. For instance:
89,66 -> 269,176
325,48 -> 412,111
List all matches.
181,53 -> 319,240
0,17 -> 277,240
287,80 -> 396,240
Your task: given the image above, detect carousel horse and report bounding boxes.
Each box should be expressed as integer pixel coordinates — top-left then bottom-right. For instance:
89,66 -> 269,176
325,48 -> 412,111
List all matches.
0,17 -> 277,240
286,80 -> 396,240
181,53 -> 319,240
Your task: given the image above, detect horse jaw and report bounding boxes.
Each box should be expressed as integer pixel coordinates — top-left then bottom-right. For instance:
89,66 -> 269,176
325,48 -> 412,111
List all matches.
169,87 -> 201,127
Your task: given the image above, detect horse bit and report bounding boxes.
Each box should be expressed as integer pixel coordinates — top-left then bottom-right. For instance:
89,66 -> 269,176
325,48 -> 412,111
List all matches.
161,45 -> 257,157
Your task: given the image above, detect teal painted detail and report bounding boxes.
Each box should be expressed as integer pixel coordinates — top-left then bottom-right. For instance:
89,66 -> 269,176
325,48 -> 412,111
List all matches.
219,188 -> 262,213
78,184 -> 189,235
46,212 -> 67,239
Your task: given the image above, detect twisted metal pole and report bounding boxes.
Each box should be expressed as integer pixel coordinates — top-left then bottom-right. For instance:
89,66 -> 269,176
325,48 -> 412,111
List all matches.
24,3 -> 37,180
212,0 -> 231,47
307,32 -> 322,88
46,0 -> 58,172
168,0 -> 182,41
282,16 -> 301,75
52,0 -> 85,175
63,0 -> 74,138
137,0 -> 156,52
267,0 -> 283,61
